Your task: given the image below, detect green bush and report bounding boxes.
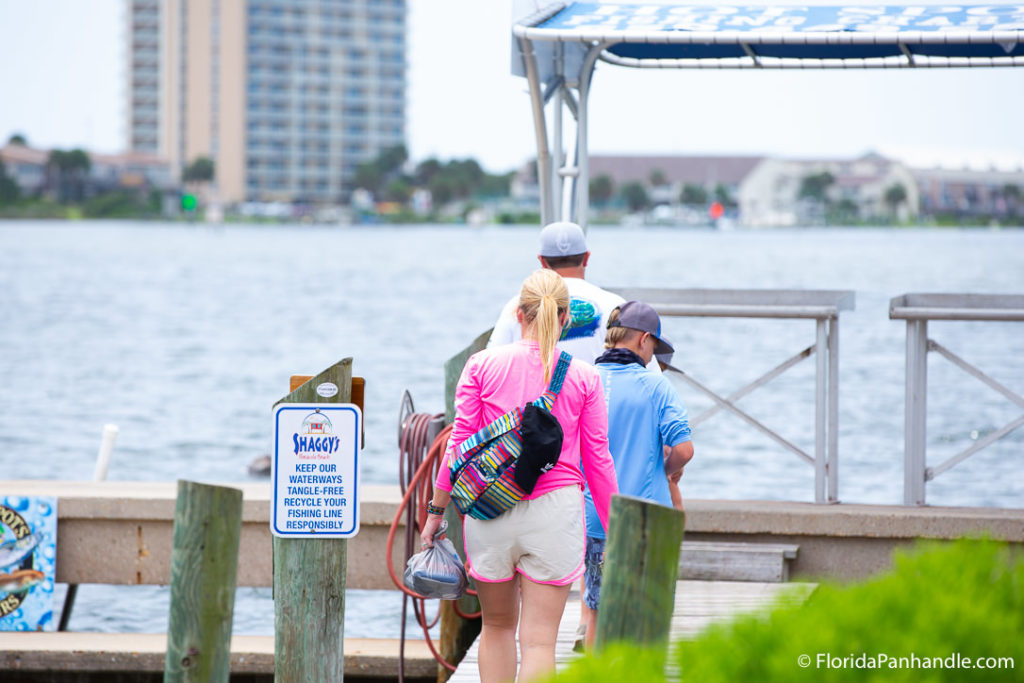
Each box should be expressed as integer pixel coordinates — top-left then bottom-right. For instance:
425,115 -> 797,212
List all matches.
549,538 -> 1022,682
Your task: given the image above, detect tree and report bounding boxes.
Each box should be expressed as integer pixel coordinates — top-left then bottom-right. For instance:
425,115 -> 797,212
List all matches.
7,133 -> 27,146
620,181 -> 650,212
590,174 -> 614,206
680,183 -> 708,206
0,159 -> 21,204
798,171 -> 835,203
714,183 -> 736,208
1002,183 -> 1022,217
183,156 -> 215,182
414,158 -> 442,185
354,161 -> 384,195
48,148 -> 92,203
830,198 -> 860,224
477,171 -> 513,198
383,178 -> 412,204
377,144 -> 408,176
649,168 -> 667,187
884,183 -> 908,216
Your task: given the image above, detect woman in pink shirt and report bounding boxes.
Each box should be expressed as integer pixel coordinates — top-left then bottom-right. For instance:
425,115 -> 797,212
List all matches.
421,268 -> 617,683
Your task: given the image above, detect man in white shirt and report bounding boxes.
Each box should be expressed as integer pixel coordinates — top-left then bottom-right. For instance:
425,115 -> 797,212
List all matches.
489,221 -> 650,369
488,221 -> 661,651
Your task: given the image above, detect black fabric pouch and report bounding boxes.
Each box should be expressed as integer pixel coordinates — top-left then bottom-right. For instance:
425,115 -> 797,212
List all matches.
514,403 -> 564,494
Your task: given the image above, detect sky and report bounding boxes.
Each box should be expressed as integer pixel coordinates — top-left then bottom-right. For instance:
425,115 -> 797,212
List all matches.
1,0 -> 1023,173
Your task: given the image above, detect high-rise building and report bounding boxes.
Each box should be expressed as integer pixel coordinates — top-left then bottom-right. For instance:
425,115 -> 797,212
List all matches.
125,0 -> 406,205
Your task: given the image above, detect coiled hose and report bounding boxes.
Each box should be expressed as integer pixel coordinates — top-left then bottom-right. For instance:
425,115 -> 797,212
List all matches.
388,410 -> 480,679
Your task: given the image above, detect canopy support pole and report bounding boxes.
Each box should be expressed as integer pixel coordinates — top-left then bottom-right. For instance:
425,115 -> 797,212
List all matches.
517,34 -> 554,226
572,44 -> 605,230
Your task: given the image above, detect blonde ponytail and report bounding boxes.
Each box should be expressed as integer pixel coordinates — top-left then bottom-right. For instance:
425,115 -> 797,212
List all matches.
518,269 -> 570,382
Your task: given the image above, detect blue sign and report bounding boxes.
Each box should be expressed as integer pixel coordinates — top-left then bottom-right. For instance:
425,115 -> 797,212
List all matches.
0,495 -> 57,631
540,4 -> 1024,33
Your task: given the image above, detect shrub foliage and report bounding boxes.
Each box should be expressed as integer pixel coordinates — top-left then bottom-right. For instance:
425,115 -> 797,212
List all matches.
548,538 -> 1022,682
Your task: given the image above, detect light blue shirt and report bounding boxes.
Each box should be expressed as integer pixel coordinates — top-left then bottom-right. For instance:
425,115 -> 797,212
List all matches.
584,362 -> 691,539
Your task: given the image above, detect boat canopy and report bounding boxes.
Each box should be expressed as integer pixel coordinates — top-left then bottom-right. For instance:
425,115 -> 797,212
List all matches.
511,3 -> 1024,225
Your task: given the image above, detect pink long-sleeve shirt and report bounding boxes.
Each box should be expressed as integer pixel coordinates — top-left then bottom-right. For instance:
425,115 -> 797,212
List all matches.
435,340 -> 619,533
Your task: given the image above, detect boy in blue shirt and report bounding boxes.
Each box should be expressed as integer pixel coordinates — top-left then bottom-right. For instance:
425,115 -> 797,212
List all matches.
582,300 -> 694,649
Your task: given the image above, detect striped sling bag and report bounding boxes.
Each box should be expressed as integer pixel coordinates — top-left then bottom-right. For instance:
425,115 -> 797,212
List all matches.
448,351 -> 571,520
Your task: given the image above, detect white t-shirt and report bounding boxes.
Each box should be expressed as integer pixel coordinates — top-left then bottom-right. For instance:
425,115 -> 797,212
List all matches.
489,277 -> 660,372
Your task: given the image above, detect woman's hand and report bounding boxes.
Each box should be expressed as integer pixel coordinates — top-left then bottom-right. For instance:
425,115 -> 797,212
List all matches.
420,512 -> 445,549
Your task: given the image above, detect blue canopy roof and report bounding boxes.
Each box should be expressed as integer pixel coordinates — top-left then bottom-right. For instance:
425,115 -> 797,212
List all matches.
514,3 -> 1024,68
510,3 -> 1024,228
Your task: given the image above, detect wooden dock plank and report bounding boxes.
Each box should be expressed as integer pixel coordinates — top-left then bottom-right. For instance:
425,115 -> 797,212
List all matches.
450,580 -> 816,683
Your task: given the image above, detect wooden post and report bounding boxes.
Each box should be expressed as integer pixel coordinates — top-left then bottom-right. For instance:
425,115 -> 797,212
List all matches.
273,357 -> 353,682
595,495 -> 686,657
437,330 -> 491,680
164,480 -> 243,683
444,329 -> 493,424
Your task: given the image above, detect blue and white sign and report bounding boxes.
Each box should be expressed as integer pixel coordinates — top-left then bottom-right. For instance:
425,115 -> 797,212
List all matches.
0,495 -> 57,631
271,404 -> 361,538
541,4 -> 1024,34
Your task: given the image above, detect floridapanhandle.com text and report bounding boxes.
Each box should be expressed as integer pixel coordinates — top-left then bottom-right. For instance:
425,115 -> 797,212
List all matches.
796,653 -> 1015,670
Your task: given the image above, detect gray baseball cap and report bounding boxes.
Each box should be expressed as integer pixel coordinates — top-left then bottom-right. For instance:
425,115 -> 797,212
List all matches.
609,301 -> 674,355
539,221 -> 588,257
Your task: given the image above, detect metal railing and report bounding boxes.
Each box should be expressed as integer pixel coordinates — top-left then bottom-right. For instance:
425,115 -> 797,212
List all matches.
890,293 -> 1024,506
613,288 -> 855,503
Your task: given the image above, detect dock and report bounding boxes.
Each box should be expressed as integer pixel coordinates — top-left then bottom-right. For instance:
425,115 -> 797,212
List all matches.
449,580 -> 818,682
1,480 -> 1020,681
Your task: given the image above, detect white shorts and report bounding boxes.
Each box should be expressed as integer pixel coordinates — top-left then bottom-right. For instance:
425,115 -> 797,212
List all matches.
463,484 -> 585,586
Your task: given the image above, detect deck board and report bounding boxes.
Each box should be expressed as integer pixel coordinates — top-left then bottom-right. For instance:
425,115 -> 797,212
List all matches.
449,580 -> 816,683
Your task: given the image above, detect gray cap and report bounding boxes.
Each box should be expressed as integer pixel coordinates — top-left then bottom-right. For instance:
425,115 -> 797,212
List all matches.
539,221 -> 588,258
609,301 -> 674,355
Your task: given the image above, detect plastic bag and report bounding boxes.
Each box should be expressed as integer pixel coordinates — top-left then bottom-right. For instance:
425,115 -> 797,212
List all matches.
403,520 -> 468,600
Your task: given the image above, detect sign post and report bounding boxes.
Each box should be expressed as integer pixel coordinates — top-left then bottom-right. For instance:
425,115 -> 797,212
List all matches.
272,357 -> 361,681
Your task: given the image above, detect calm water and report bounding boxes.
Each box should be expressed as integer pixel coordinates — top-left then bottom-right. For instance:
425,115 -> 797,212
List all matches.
2,220 -> 1022,634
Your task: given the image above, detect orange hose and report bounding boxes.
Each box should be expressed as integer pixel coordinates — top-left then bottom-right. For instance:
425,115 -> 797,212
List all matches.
388,421 -> 474,673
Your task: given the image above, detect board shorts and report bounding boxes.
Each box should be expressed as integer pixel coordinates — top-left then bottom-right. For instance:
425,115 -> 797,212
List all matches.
583,536 -> 606,609
463,484 -> 585,585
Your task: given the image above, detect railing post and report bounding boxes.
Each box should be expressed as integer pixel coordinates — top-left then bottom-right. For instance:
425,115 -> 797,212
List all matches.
595,495 -> 685,659
904,319 -> 929,505
827,316 -> 840,503
273,358 -> 353,682
814,318 -> 828,503
164,480 -> 243,683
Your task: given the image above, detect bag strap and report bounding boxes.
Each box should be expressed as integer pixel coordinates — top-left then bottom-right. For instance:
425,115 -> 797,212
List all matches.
457,406 -> 521,457
456,351 -> 572,457
533,351 -> 571,411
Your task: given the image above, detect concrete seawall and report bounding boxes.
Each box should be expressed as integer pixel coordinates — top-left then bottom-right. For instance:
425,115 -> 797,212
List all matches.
3,480 -> 1022,587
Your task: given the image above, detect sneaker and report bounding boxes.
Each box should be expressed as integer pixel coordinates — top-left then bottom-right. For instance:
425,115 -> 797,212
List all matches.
572,623 -> 587,653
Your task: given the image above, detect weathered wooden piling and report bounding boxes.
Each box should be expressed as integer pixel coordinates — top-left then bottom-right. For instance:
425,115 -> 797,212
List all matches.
163,480 -> 243,683
273,358 -> 353,682
437,331 -> 491,680
595,495 -> 686,655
